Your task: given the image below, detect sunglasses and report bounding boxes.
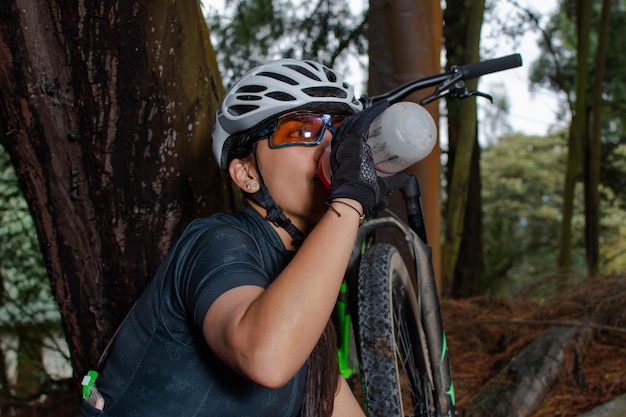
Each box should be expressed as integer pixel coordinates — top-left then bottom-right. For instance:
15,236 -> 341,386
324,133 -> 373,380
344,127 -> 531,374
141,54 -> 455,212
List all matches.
256,111 -> 348,149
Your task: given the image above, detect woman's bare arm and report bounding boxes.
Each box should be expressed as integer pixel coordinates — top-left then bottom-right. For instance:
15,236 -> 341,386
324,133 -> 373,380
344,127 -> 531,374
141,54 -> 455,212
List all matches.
203,199 -> 362,387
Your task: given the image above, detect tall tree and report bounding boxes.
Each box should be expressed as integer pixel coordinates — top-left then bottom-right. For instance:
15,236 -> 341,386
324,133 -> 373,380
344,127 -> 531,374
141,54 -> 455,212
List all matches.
441,0 -> 486,296
0,0 -> 224,387
557,0 -> 592,285
583,0 -> 611,277
368,0 -> 443,287
529,0 -> 626,279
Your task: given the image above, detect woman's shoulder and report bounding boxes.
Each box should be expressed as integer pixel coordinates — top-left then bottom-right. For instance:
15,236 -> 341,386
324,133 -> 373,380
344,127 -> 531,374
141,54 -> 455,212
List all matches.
184,208 -> 276,247
175,208 -> 290,271
184,210 -> 259,243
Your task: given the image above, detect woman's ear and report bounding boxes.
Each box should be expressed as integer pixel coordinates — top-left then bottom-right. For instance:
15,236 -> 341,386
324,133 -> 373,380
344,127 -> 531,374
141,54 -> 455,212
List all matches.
229,158 -> 260,193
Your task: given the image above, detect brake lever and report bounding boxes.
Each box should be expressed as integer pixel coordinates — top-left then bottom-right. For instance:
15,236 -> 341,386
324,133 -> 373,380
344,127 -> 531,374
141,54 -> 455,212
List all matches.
456,89 -> 494,103
419,71 -> 463,105
420,81 -> 494,105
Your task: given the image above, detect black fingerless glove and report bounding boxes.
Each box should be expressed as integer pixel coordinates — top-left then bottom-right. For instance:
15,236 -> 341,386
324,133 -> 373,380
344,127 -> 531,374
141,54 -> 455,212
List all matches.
329,101 -> 410,218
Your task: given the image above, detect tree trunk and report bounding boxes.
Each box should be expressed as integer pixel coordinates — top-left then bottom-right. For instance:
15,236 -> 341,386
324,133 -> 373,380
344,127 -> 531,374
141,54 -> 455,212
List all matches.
583,0 -> 611,278
0,0 -> 226,383
453,139 -> 484,297
557,0 -> 592,284
368,0 -> 442,287
464,325 -> 592,417
441,0 -> 485,295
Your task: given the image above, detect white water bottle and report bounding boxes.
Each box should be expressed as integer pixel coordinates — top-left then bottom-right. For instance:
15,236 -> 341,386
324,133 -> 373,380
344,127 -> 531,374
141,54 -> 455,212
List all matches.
319,101 -> 437,189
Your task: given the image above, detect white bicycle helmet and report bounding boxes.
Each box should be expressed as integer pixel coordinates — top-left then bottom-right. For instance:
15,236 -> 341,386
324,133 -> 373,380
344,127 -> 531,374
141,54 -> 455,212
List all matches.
212,58 -> 363,170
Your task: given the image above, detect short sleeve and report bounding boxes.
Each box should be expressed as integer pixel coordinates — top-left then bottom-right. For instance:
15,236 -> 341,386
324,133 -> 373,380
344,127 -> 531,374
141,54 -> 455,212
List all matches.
175,223 -> 271,333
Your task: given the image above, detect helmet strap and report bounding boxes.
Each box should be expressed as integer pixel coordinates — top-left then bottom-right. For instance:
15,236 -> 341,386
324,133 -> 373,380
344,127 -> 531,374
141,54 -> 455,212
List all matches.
246,147 -> 306,247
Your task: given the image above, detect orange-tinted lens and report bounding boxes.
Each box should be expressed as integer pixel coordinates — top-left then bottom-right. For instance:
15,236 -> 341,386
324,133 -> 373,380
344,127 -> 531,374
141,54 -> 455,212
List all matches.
270,113 -> 326,147
331,115 -> 346,129
268,113 -> 348,148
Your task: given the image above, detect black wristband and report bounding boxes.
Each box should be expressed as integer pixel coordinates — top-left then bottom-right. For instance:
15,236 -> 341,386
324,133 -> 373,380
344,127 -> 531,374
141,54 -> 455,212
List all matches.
325,201 -> 366,224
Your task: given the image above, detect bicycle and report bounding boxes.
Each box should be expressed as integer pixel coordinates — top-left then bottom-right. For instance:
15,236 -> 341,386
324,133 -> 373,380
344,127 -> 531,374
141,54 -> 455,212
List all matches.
333,53 -> 523,417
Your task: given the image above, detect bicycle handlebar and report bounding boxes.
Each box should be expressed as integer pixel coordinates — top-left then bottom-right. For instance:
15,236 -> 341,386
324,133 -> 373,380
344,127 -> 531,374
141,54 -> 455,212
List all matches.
457,53 -> 522,80
360,53 -> 523,107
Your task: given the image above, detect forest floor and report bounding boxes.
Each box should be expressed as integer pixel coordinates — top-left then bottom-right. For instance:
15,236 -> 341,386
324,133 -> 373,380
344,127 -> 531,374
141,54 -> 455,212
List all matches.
445,274 -> 626,416
7,275 -> 626,417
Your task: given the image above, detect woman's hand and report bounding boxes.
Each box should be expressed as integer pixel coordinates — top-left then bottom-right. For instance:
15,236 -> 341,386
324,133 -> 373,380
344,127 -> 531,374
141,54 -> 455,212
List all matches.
329,101 -> 409,218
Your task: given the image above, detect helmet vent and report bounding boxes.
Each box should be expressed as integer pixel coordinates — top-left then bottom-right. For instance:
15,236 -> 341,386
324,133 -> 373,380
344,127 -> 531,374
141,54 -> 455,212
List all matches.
237,85 -> 267,93
284,64 -> 322,81
236,94 -> 262,101
228,104 -> 260,116
258,71 -> 299,85
302,86 -> 348,99
324,68 -> 337,82
265,91 -> 297,101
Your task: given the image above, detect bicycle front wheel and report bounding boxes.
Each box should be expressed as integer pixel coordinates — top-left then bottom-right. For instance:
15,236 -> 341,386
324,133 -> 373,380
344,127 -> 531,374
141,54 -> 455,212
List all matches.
357,243 -> 433,417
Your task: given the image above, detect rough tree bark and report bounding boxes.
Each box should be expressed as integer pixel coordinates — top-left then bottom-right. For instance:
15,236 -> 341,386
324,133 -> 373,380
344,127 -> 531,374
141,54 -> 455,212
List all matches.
0,0 -> 226,383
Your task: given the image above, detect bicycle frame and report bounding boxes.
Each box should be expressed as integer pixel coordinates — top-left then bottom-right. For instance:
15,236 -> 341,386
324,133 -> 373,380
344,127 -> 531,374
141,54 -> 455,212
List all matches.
336,281 -> 357,379
334,53 -> 523,416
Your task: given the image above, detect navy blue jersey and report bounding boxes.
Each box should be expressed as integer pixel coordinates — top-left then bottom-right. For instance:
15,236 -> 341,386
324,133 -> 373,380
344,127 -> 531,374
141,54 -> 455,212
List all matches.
78,207 -> 306,417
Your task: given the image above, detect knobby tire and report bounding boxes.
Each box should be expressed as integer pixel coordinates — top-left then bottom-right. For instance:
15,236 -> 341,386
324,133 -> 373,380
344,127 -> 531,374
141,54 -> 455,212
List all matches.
357,243 -> 434,417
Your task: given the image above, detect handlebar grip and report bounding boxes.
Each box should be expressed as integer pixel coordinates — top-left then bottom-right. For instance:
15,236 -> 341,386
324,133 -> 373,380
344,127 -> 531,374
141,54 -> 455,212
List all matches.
459,53 -> 523,80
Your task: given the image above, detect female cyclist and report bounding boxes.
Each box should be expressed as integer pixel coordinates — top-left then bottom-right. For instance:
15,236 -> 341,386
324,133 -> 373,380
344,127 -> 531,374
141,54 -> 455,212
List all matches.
78,58 -> 407,417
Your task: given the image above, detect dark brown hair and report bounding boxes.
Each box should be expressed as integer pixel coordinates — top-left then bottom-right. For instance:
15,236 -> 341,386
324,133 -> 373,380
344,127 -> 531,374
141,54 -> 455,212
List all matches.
299,320 -> 339,417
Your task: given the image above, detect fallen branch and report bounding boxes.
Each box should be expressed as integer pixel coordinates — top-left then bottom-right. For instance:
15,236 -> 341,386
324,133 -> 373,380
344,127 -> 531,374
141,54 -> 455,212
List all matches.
463,325 -> 592,417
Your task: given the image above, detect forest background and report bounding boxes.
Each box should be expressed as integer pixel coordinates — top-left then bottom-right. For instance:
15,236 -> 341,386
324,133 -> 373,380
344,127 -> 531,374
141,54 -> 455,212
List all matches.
0,0 -> 624,415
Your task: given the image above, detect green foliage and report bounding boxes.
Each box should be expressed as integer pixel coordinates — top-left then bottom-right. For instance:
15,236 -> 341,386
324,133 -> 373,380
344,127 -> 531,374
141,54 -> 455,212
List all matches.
529,2 -> 578,97
523,0 -> 626,276
482,132 -> 581,295
596,141 -> 626,272
205,0 -> 367,88
0,145 -> 69,400
529,0 -> 626,131
602,143 -> 626,210
481,132 -> 626,296
0,146 -> 58,326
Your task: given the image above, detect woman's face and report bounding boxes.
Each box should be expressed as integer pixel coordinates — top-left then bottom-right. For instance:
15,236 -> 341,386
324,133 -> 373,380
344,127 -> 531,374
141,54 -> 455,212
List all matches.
255,129 -> 332,233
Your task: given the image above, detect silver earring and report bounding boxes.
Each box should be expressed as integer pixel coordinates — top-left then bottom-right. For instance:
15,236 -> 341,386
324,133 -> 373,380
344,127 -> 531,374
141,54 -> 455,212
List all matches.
246,182 -> 258,191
